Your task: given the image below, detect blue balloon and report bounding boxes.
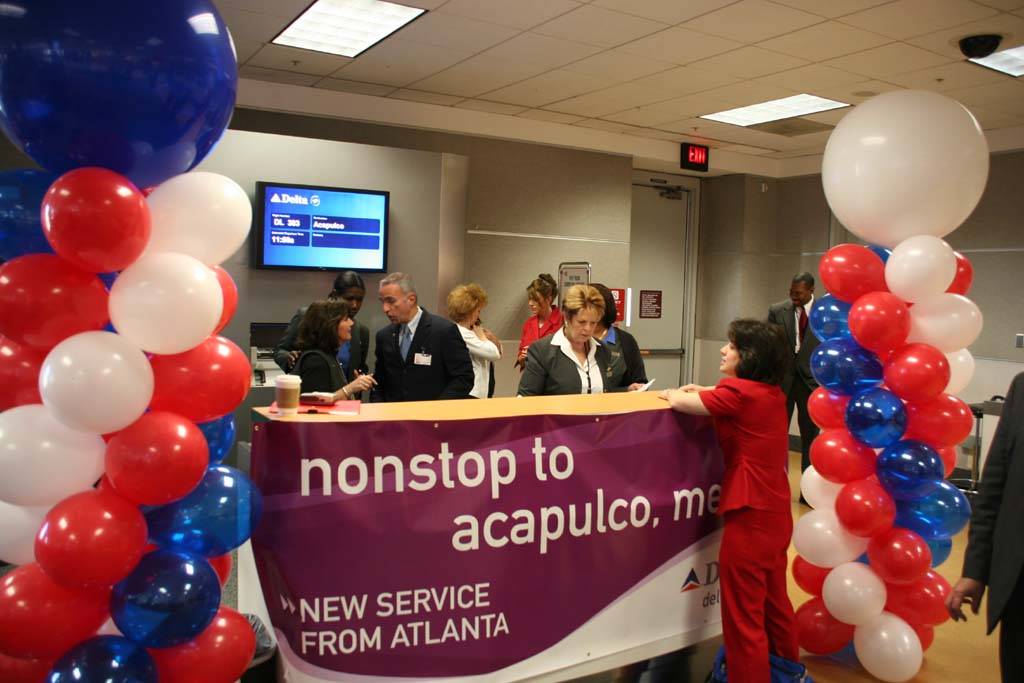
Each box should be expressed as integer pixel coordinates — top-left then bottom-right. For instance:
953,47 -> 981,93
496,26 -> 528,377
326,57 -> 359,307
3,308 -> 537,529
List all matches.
111,549 -> 220,648
197,414 -> 236,465
809,294 -> 851,342
895,480 -> 972,541
0,169 -> 56,261
0,1 -> 236,188
856,552 -> 870,565
811,338 -> 883,396
867,245 -> 892,263
927,537 -> 953,567
146,465 -> 262,556
877,440 -> 945,500
47,635 -> 156,683
98,271 -> 119,291
846,387 -> 907,448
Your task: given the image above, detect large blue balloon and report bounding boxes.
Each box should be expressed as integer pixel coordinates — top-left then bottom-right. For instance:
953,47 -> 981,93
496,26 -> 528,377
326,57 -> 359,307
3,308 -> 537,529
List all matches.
809,294 -> 851,342
927,537 -> 953,567
846,387 -> 907,448
0,1 -> 236,188
110,549 -> 220,648
895,480 -> 972,541
146,465 -> 262,556
0,169 -> 57,261
197,414 -> 236,465
811,338 -> 884,396
47,635 -> 156,683
877,440 -> 945,500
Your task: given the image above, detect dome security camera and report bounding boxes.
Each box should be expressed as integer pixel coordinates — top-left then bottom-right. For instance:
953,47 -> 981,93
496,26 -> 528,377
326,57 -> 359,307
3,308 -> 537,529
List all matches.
959,34 -> 1003,59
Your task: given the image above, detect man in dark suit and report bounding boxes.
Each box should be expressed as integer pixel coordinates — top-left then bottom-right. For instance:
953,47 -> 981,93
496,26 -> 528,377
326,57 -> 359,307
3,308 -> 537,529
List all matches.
947,372 -> 1024,682
370,272 -> 473,402
767,273 -> 820,479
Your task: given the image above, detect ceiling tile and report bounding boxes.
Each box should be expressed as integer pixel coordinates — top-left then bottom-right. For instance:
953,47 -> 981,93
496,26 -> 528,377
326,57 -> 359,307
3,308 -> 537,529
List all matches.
965,105 -> 1024,128
481,33 -> 603,69
719,143 -> 777,154
601,107 -> 685,126
695,80 -> 800,106
642,92 -> 743,117
237,65 -> 321,86
483,70 -> 614,107
389,89 -> 465,105
973,0 -> 1024,9
887,60 -> 1013,90
517,109 -> 587,124
440,0 -> 582,30
768,0 -> 893,18
410,55 -> 550,96
839,0 -> 1000,39
631,66 -> 741,95
544,82 -> 678,116
394,12 -> 521,52
218,7 -> 288,42
802,108 -> 852,124
757,21 -> 891,61
400,0 -> 449,8
812,79 -> 907,103
768,147 -> 827,158
532,5 -> 669,47
756,63 -> 867,91
682,0 -> 824,43
589,0 -> 739,24
232,38 -> 263,64
906,12 -> 1024,59
685,45 -> 810,79
455,100 -> 531,115
215,0 -> 310,18
822,43 -> 953,78
573,119 -> 654,135
562,51 -> 677,82
337,40 -> 475,87
631,128 -> 688,141
616,27 -> 743,64
315,78 -> 397,96
246,44 -> 351,75
945,79 -> 1024,114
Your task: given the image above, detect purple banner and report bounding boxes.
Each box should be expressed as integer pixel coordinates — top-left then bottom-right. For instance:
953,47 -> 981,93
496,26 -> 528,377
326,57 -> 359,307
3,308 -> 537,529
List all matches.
251,408 -> 724,680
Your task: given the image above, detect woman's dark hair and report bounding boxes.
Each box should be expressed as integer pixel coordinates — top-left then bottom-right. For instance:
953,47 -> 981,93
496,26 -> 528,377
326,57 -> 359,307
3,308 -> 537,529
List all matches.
591,283 -> 618,329
526,273 -> 558,304
728,318 -> 791,385
331,271 -> 365,296
296,298 -> 350,355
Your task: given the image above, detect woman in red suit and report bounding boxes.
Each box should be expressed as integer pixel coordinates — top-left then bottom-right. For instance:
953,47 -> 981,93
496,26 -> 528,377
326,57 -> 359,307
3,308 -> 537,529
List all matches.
515,273 -> 563,370
660,318 -> 799,683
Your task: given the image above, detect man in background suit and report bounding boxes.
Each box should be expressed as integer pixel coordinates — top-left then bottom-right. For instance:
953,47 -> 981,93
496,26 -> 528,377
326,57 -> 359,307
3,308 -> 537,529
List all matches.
947,372 -> 1024,682
371,272 -> 473,403
767,273 -> 820,481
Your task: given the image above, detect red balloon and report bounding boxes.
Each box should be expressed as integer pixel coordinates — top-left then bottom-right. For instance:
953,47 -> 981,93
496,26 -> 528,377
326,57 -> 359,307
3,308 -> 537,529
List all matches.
835,478 -> 895,537
868,528 -> 932,585
795,597 -> 854,655
848,292 -> 910,355
792,556 -> 829,596
810,428 -> 878,483
807,388 -> 850,430
0,651 -> 53,683
819,244 -> 888,303
0,254 -> 109,349
938,446 -> 957,477
35,490 -> 148,588
40,168 -> 150,273
210,554 -> 233,586
213,266 -> 238,334
0,334 -> 45,411
150,606 -> 256,683
0,563 -> 109,658
946,251 -> 973,295
911,622 -> 934,651
885,570 -> 951,626
883,343 -> 950,403
106,411 -> 209,505
904,393 -> 974,448
149,335 -> 251,423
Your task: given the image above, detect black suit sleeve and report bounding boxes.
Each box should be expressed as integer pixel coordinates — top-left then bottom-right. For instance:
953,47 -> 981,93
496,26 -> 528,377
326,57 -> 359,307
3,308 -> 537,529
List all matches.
517,343 -> 548,396
296,353 -> 335,394
357,324 -> 370,376
620,331 -> 648,385
273,309 -> 305,371
370,329 -> 388,403
962,374 -> 1023,584
438,323 -> 474,400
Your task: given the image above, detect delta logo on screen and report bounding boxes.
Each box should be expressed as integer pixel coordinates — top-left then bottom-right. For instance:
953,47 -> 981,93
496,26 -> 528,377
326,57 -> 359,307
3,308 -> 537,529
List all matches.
270,192 -> 310,205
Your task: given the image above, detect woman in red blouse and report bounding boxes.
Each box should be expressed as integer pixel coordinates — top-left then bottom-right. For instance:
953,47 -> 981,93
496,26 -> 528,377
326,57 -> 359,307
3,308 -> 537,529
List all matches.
515,273 -> 563,370
660,318 -> 799,683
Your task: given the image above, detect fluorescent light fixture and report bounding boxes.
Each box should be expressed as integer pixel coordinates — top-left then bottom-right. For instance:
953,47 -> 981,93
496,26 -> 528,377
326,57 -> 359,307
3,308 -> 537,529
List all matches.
273,0 -> 425,58
969,45 -> 1024,77
700,94 -> 850,127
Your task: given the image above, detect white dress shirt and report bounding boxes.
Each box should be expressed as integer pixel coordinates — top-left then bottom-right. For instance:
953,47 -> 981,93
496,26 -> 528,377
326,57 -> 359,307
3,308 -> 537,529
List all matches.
551,328 -> 604,395
794,295 -> 814,353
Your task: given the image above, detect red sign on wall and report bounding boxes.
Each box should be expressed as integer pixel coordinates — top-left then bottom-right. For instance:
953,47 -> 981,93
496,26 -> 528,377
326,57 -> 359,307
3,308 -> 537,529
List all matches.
610,288 -> 626,322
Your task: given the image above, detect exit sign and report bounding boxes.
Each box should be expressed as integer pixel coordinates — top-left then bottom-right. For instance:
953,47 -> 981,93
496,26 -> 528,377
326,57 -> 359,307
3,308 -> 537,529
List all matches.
681,143 -> 709,172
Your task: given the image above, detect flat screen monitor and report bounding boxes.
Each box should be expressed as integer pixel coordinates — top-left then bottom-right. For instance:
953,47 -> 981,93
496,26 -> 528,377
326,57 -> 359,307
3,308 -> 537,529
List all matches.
252,181 -> 389,272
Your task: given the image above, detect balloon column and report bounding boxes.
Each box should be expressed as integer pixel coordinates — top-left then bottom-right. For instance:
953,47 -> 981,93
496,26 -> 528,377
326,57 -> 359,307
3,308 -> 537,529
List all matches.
792,90 -> 984,683
0,4 -> 257,682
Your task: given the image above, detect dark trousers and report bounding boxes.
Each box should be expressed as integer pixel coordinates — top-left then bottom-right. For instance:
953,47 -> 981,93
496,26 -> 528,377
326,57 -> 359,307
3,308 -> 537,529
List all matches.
1001,571 -> 1024,682
786,379 -> 819,472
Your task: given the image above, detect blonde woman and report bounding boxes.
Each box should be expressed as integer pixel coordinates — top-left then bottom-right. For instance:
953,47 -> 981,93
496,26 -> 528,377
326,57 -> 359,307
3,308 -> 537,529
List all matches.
447,283 -> 501,399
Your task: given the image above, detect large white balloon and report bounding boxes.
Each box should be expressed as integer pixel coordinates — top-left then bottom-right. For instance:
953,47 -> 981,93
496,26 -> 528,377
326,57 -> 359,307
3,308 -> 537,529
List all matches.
822,562 -> 887,626
39,331 -> 153,434
0,500 -> 49,565
854,612 -> 924,683
800,466 -> 843,510
945,348 -> 975,395
144,171 -> 252,265
793,508 -> 870,568
885,235 -> 956,303
907,293 -> 983,352
822,90 -> 988,248
0,405 -> 106,505
110,252 -> 223,355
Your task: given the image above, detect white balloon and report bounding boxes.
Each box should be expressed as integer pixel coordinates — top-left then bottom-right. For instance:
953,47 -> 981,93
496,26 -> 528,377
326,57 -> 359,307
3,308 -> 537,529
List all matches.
800,466 -> 843,510
907,293 -> 983,352
0,500 -> 49,565
854,612 -> 923,683
145,171 -> 252,265
822,562 -> 887,626
822,90 -> 988,248
39,331 -> 153,434
0,405 -> 106,505
110,252 -> 223,355
884,235 -> 956,303
96,619 -> 124,637
945,348 -> 975,395
792,509 -> 870,568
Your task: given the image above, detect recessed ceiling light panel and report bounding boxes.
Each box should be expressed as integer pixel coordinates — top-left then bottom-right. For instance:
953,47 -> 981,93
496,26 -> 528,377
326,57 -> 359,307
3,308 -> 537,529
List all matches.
700,94 -> 850,127
273,0 -> 425,58
969,45 -> 1024,77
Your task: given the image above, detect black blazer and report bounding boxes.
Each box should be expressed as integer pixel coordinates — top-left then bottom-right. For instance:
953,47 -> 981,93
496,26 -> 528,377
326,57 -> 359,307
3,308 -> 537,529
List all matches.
963,372 -> 1024,634
294,350 -> 345,394
767,300 -> 819,396
274,305 -> 369,381
369,308 -> 473,403
604,327 -> 648,388
518,335 -> 628,396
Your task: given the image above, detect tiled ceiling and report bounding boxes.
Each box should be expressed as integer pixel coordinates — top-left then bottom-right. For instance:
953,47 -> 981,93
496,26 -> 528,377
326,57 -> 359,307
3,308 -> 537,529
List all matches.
217,0 -> 1024,160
